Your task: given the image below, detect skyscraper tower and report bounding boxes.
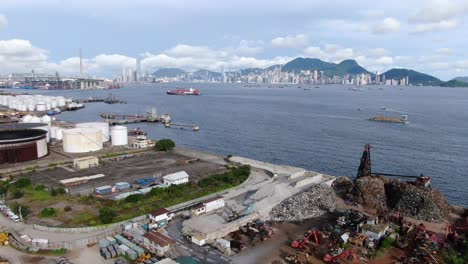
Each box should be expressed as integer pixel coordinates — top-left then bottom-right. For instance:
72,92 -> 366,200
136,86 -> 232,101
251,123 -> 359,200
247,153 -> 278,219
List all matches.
136,57 -> 141,81
79,48 -> 83,78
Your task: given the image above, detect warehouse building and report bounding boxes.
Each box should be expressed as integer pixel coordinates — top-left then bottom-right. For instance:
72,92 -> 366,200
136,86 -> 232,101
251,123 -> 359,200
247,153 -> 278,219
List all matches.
0,129 -> 48,164
163,171 -> 190,186
192,195 -> 225,216
73,156 -> 99,169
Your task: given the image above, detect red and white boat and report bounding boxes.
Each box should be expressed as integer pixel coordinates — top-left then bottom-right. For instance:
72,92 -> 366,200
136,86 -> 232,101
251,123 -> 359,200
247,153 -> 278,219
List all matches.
166,88 -> 200,95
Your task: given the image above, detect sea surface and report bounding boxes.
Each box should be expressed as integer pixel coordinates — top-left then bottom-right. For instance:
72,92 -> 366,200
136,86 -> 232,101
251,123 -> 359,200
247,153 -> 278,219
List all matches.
11,83 -> 468,206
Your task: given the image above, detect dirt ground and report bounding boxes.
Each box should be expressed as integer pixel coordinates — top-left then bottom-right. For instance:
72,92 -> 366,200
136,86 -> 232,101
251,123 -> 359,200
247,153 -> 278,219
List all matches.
20,151 -> 227,196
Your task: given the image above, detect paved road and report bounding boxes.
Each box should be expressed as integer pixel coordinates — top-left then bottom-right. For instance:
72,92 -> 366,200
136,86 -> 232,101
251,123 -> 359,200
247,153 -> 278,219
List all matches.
167,216 -> 231,264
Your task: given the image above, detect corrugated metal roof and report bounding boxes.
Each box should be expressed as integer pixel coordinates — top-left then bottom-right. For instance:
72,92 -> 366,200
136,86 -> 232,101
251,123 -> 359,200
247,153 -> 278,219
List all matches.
163,171 -> 189,181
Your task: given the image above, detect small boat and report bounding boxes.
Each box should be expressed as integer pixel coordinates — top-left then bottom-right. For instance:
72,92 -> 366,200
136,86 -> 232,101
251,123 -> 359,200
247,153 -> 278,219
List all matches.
167,88 -> 200,95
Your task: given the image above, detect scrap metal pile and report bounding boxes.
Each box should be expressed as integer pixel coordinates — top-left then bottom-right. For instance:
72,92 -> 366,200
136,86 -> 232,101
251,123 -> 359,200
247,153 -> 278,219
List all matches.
270,184 -> 336,222
345,144 -> 451,222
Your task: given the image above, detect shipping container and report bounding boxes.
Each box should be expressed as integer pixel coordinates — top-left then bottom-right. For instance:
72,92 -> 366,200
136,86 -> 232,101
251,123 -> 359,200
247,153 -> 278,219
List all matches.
125,248 -> 138,260
95,185 -> 112,195
115,182 -> 131,190
99,238 -> 110,248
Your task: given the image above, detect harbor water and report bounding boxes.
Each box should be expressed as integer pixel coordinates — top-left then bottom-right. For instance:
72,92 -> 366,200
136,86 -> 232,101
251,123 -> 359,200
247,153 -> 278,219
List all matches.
9,83 -> 468,206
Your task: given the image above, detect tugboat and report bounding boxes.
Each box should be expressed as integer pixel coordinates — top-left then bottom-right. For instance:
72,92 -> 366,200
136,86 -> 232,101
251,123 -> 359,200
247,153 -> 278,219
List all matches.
166,88 -> 200,95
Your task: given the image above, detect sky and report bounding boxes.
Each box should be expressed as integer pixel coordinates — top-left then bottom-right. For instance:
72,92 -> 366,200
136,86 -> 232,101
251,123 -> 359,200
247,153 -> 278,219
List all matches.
1,0 -> 468,80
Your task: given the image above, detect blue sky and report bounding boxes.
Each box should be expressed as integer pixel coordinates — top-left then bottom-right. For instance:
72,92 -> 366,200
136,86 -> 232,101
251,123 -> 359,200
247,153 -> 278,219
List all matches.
1,0 -> 468,80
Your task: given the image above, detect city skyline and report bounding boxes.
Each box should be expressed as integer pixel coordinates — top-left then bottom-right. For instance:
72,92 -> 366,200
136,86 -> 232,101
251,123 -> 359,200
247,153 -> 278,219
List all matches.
1,0 -> 468,80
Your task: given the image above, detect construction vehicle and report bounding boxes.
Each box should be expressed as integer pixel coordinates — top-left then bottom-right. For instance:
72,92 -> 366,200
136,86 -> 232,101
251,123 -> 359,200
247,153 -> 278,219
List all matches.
291,230 -> 319,249
356,144 -> 431,188
349,234 -> 367,247
137,253 -> 151,263
323,249 -> 358,263
0,233 -> 9,246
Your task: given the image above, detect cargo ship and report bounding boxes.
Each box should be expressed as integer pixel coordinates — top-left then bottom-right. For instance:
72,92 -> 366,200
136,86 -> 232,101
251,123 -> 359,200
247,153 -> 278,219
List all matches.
166,88 -> 200,95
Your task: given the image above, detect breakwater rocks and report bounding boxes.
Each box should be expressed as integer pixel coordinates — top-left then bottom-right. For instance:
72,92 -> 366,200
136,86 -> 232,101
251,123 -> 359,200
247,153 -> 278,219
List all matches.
270,184 -> 336,222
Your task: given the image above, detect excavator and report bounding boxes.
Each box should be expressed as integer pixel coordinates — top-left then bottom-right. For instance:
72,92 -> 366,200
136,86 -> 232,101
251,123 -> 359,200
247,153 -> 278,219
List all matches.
291,230 -> 320,249
323,249 -> 358,263
356,144 -> 431,188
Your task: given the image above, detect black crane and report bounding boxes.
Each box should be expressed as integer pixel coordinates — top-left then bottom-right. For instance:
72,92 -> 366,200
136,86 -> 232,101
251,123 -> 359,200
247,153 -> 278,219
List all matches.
356,144 -> 431,188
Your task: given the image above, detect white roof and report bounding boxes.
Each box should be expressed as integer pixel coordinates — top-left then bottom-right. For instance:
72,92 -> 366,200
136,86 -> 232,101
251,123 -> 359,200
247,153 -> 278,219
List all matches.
155,258 -> 178,264
163,171 -> 189,181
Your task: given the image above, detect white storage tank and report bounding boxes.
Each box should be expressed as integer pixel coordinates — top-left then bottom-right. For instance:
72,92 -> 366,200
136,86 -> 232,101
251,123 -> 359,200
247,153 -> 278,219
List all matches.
21,115 -> 33,123
29,116 -> 42,123
75,122 -> 110,142
56,128 -> 63,140
41,115 -> 52,126
62,128 -> 103,153
50,126 -> 58,139
36,102 -> 46,112
110,126 -> 128,146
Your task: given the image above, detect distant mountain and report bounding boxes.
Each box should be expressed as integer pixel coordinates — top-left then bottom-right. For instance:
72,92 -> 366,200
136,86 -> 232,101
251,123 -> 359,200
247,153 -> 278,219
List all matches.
440,79 -> 468,87
454,76 -> 468,83
152,68 -> 186,78
192,69 -> 222,80
281,57 -> 371,76
240,68 -> 264,75
380,69 -> 442,86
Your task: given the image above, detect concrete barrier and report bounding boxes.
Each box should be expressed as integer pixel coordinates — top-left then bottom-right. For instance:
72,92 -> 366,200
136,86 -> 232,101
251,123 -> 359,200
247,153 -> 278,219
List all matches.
33,214 -> 147,233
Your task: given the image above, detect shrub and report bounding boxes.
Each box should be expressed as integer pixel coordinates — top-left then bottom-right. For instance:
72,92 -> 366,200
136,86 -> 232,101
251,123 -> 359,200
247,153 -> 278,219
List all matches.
64,205 -> 72,212
13,178 -> 32,188
99,207 -> 116,224
124,194 -> 143,203
57,187 -> 67,195
50,188 -> 58,196
9,202 -> 29,218
154,139 -> 175,151
10,189 -> 24,199
35,185 -> 46,191
40,207 -> 56,217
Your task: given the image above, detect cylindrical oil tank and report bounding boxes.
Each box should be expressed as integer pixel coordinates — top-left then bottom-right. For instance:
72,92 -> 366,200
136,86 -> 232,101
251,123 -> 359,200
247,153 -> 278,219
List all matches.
21,115 -> 33,123
36,102 -> 46,112
50,126 -> 58,139
29,116 -> 42,123
62,128 -> 103,153
0,123 -> 50,142
56,128 -> 63,140
41,115 -> 52,126
0,129 -> 48,164
76,122 -> 110,142
110,126 -> 128,146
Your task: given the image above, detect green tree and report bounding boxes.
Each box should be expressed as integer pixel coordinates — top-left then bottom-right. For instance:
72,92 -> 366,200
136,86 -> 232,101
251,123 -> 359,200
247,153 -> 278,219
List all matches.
40,207 -> 56,217
124,194 -> 143,203
154,139 -> 175,151
13,178 -> 32,188
99,207 -> 116,224
9,202 -> 30,218
10,189 -> 24,199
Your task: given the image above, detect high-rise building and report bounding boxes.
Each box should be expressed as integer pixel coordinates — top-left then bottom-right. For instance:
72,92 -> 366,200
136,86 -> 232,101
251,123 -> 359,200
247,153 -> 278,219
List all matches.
136,58 -> 141,81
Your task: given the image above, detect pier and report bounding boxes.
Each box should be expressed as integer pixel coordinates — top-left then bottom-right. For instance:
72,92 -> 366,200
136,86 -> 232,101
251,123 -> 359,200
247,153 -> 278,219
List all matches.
99,112 -> 162,125
75,94 -> 126,104
165,122 -> 200,131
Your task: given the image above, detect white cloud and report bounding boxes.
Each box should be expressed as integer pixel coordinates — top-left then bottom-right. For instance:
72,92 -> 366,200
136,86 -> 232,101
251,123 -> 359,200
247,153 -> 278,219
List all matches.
409,0 -> 468,33
410,19 -> 458,33
234,40 -> 264,56
0,39 -> 49,72
435,48 -> 453,55
0,14 -> 7,28
303,44 -> 394,72
142,44 -> 290,72
410,0 -> 468,23
372,17 -> 400,34
271,34 -> 308,48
